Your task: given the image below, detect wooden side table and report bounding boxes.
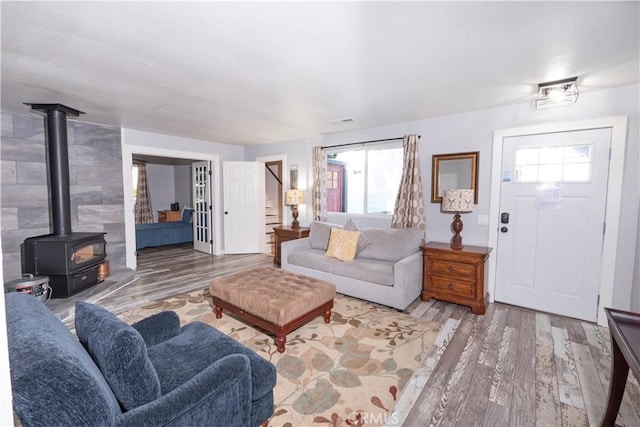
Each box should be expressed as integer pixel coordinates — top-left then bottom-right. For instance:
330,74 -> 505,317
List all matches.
158,210 -> 181,222
421,241 -> 492,314
273,226 -> 310,266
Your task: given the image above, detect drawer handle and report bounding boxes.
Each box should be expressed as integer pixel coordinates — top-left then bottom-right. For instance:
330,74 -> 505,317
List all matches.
448,283 -> 453,290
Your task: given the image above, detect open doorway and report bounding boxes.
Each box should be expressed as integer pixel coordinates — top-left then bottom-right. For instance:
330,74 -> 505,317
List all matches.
122,144 -> 221,270
256,154 -> 287,255
265,160 -> 283,254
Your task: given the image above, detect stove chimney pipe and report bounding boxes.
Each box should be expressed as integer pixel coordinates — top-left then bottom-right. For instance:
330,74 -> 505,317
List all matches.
24,103 -> 84,236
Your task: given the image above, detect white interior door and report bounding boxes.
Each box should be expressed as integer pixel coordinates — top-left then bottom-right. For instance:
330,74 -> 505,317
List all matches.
495,128 -> 611,322
192,161 -> 213,254
223,161 -> 265,254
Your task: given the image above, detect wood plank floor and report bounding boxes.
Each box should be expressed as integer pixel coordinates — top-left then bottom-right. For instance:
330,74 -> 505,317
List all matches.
50,245 -> 640,426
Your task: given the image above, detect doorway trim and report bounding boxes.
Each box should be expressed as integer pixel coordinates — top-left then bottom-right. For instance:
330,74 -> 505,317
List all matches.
488,116 -> 628,326
122,144 -> 222,269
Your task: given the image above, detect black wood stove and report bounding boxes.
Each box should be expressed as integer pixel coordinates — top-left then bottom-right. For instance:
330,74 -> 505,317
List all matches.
20,104 -> 106,298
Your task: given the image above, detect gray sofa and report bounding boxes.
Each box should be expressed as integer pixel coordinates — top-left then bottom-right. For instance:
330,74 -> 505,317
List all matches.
281,221 -> 423,310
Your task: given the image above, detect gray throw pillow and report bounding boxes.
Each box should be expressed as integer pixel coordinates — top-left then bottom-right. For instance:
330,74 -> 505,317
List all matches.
343,219 -> 372,255
309,221 -> 340,250
75,302 -> 161,411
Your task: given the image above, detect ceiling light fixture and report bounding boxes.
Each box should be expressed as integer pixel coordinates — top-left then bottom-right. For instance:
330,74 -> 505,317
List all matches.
535,77 -> 579,109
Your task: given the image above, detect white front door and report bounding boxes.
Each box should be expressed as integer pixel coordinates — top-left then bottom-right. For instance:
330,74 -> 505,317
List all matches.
223,161 -> 265,254
494,128 -> 611,322
192,161 -> 213,254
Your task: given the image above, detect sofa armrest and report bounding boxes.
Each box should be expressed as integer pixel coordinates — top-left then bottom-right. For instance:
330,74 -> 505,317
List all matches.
116,354 -> 253,427
393,251 -> 422,286
281,237 -> 311,267
131,311 -> 181,347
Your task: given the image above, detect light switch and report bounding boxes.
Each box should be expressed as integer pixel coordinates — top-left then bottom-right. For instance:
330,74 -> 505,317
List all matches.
477,214 -> 489,225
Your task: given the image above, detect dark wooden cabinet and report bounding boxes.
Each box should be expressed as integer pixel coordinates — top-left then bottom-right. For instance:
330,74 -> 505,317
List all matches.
273,226 -> 310,266
421,241 -> 492,315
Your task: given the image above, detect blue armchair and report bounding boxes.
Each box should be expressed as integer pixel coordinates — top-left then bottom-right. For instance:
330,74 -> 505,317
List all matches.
6,293 -> 276,426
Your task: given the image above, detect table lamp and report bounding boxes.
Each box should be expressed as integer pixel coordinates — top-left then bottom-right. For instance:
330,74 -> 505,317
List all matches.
285,189 -> 305,229
442,189 -> 474,250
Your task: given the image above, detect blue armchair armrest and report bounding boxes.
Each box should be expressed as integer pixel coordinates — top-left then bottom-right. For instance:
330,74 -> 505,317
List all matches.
116,354 -> 253,427
131,311 -> 181,347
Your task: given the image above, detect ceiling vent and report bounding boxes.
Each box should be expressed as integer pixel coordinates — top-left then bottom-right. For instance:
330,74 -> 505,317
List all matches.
328,117 -> 355,125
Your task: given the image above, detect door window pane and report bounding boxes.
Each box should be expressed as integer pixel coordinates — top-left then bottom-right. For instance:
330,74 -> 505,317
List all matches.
514,143 -> 592,183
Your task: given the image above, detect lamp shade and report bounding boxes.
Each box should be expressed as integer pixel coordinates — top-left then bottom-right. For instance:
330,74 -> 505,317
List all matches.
285,189 -> 305,206
442,189 -> 474,213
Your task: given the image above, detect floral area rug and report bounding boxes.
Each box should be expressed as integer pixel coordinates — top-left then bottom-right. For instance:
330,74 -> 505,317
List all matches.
118,290 -> 441,427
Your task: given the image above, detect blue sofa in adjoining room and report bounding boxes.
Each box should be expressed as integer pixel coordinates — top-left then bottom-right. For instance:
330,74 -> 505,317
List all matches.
6,292 -> 276,426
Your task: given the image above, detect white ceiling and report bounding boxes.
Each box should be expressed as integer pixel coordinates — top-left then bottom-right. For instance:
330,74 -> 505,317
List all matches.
2,1 -> 638,146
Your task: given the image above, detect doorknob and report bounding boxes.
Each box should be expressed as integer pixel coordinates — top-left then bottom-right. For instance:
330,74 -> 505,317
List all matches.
224,211 -> 229,215
500,226 -> 508,233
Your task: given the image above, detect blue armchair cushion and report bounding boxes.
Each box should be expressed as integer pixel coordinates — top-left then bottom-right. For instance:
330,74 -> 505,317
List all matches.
75,302 -> 161,411
131,310 -> 181,347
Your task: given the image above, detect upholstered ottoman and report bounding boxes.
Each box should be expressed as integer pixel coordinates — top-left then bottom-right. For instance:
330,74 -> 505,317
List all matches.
209,266 -> 336,352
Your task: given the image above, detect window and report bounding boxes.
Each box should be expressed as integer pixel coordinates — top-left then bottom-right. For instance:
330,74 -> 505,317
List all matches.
514,143 -> 592,183
326,143 -> 403,215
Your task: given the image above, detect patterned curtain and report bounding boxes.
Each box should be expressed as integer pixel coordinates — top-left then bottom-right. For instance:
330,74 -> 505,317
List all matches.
391,134 -> 426,230
134,163 -> 154,224
312,146 -> 328,222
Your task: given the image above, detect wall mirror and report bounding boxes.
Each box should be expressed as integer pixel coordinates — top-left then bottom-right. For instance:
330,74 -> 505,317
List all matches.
431,151 -> 479,203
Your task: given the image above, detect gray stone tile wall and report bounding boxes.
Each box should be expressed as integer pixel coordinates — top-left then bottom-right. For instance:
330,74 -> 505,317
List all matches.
1,110 -> 125,282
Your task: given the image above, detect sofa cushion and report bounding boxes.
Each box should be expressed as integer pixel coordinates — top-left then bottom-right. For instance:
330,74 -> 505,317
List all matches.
343,219 -> 372,254
309,221 -> 341,250
325,227 -> 360,261
358,228 -> 422,262
75,302 -> 161,411
288,248 -> 338,273
332,258 -> 395,286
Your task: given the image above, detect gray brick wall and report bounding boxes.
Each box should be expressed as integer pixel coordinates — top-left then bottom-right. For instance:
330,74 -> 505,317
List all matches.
1,111 -> 125,282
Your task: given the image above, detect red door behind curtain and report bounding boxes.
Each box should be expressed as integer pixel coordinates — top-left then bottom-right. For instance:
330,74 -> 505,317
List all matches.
327,163 -> 344,212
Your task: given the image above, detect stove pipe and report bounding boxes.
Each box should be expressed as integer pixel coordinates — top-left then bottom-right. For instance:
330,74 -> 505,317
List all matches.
25,104 -> 85,236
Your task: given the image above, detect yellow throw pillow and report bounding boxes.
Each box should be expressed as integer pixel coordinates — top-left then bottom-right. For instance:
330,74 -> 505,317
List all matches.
325,227 -> 360,262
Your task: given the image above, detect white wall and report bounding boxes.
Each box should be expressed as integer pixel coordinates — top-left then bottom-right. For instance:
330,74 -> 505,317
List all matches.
0,236 -> 13,426
246,84 -> 640,313
146,164 -> 176,221
174,165 -> 192,210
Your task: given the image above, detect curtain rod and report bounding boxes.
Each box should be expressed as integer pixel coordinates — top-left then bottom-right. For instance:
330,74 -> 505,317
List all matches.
322,135 -> 420,150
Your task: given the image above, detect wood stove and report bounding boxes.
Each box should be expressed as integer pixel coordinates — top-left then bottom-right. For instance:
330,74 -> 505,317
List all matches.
20,104 -> 107,298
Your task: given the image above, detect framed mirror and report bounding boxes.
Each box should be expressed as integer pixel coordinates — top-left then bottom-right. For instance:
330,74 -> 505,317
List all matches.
431,151 -> 479,203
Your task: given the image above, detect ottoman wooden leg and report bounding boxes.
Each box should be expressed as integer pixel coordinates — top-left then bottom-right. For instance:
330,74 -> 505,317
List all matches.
214,306 -> 223,319
276,335 -> 286,353
324,309 -> 331,323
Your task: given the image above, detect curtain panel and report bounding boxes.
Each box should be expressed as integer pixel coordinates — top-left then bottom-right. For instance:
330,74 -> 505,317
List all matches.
134,163 -> 154,224
312,146 -> 328,222
391,134 -> 426,230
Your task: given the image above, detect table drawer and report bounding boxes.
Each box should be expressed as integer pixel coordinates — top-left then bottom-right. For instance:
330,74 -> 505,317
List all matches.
429,260 -> 475,279
430,275 -> 475,298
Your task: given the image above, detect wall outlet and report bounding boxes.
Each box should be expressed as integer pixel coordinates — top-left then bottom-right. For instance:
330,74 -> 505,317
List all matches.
477,214 -> 489,225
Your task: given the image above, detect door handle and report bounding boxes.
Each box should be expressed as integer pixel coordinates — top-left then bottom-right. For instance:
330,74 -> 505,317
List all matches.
500,226 -> 508,233
224,211 -> 229,215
